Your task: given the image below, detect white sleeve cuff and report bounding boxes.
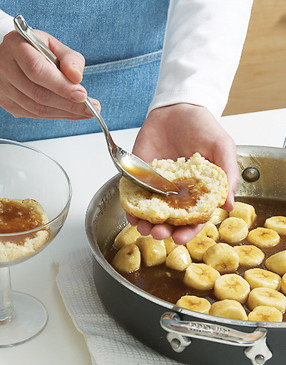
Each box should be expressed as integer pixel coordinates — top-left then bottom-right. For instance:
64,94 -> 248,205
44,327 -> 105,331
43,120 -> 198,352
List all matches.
0,10 -> 15,44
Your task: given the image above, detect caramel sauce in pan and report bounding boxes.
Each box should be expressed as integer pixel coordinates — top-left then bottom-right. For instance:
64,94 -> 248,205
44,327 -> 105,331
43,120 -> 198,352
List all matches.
106,197 -> 286,322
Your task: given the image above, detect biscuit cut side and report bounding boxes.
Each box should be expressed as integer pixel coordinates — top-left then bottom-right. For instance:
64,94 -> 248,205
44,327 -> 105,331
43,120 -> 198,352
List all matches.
0,198 -> 49,262
119,153 -> 228,226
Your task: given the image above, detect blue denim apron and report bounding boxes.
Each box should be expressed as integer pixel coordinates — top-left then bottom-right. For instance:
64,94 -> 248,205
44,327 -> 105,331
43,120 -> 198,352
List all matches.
1,1 -> 169,141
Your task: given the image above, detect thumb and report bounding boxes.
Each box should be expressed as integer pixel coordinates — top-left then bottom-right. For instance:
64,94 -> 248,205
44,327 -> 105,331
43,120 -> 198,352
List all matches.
48,34 -> 85,84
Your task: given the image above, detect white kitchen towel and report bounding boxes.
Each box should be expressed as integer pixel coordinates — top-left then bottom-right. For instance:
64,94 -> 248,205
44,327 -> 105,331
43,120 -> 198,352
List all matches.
56,247 -> 184,365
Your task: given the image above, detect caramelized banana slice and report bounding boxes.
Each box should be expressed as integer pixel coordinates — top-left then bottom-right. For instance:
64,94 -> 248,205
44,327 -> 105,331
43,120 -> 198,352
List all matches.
184,263 -> 220,290
210,208 -> 228,225
219,217 -> 248,245
229,202 -> 256,228
166,245 -> 191,271
197,221 -> 219,241
209,299 -> 248,321
136,236 -> 166,267
176,295 -> 211,314
281,274 -> 286,295
248,306 -> 283,322
112,244 -> 141,273
214,274 -> 250,303
163,237 -> 178,255
203,242 -> 239,274
248,227 -> 280,248
265,250 -> 286,275
264,216 -> 286,235
244,268 -> 281,290
186,236 -> 216,261
247,288 -> 286,313
114,224 -> 141,248
233,245 -> 264,267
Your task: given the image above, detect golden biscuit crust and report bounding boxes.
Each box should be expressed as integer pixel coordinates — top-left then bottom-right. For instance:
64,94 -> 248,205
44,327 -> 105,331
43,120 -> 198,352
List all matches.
119,153 -> 228,226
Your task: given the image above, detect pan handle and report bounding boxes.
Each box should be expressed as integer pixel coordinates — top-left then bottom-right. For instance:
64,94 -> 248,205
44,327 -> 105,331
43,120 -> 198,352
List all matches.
160,312 -> 272,365
161,312 -> 272,364
161,312 -> 266,347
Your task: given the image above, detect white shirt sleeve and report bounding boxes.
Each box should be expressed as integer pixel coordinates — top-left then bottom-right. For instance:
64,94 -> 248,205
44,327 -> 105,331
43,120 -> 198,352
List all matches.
148,0 -> 253,120
0,10 -> 14,44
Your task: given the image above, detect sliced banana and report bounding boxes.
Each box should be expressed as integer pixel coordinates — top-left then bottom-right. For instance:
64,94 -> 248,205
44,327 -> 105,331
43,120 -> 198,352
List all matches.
229,201 -> 256,228
265,250 -> 286,275
210,208 -> 228,225
248,305 -> 283,322
209,299 -> 248,321
219,217 -> 248,245
176,295 -> 211,314
184,263 -> 220,290
163,237 -> 178,255
203,242 -> 239,274
214,273 -> 250,303
247,287 -> 286,313
136,236 -> 166,267
233,245 -> 264,267
114,224 -> 141,249
166,245 -> 191,271
244,268 -> 281,290
248,227 -> 280,248
186,236 -> 216,262
264,216 -> 286,235
197,221 -> 219,241
112,244 -> 141,273
281,274 -> 286,295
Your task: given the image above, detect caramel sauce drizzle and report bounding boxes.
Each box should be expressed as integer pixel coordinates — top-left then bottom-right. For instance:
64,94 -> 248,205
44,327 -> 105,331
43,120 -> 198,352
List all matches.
0,200 -> 43,233
163,178 -> 209,209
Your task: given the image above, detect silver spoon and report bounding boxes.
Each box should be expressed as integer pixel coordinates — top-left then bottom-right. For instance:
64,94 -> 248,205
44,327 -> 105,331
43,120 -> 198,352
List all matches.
14,15 -> 179,196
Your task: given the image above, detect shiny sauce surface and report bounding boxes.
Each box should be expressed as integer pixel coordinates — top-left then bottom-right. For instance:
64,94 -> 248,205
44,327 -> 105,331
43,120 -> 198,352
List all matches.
0,200 -> 43,233
106,197 -> 286,321
124,165 -> 179,193
164,178 -> 209,209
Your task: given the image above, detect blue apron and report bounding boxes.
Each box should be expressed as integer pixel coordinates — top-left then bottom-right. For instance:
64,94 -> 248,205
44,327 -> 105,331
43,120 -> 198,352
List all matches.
1,1 -> 169,141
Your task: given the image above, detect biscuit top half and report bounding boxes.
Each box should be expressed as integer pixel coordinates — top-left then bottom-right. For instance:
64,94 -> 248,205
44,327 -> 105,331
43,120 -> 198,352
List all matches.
119,153 -> 228,226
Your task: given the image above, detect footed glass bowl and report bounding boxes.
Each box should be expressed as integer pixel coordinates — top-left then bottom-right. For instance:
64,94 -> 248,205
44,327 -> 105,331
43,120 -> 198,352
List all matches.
0,138 -> 71,347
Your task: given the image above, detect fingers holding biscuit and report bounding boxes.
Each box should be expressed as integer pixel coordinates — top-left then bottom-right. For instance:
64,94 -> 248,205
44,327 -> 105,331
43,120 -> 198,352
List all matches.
128,215 -> 205,245
147,222 -> 175,240
213,140 -> 239,212
171,224 -> 205,245
126,213 -> 139,226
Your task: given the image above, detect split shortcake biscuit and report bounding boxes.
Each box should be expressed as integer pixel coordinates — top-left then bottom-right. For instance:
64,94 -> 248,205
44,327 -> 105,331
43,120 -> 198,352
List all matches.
0,198 -> 49,262
119,153 -> 228,226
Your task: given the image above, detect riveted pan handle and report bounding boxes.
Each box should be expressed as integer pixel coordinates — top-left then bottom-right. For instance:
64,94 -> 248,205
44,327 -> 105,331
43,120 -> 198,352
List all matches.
161,312 -> 266,347
161,312 -> 273,364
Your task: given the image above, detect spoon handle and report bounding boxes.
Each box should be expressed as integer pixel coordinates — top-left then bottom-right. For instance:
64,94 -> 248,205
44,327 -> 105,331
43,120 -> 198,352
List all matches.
84,98 -> 116,153
14,14 -> 116,154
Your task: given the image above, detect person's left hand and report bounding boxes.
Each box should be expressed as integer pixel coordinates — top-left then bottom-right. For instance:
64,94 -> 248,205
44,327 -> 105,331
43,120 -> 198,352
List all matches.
127,103 -> 240,244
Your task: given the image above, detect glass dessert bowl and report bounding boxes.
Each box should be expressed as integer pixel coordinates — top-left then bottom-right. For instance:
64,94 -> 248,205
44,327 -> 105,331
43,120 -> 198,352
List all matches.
0,138 -> 72,347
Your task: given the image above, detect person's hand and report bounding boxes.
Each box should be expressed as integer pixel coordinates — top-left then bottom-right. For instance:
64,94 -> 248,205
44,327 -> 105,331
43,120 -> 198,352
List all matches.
127,103 -> 240,244
0,30 -> 100,119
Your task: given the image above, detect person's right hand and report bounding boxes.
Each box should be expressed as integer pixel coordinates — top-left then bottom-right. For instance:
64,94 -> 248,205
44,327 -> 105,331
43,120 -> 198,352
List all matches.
0,30 -> 100,119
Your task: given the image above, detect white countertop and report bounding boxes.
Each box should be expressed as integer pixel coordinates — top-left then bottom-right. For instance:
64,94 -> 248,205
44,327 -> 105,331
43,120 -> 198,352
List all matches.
1,108 -> 286,365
